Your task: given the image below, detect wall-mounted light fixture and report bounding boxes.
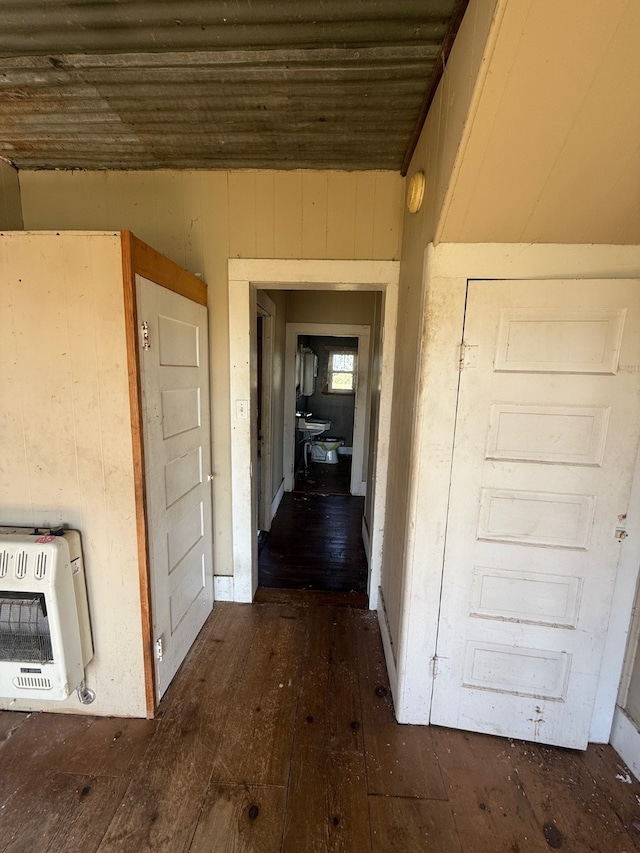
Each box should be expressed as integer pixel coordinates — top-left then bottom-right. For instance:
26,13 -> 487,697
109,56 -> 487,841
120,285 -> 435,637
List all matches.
406,170 -> 426,213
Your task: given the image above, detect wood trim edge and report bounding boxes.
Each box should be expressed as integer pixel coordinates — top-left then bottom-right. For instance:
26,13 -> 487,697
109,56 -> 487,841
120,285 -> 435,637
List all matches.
125,230 -> 207,305
121,230 -> 157,718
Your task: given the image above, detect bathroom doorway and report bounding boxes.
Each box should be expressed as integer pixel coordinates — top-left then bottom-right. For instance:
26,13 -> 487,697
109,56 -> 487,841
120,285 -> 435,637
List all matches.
283,323 -> 371,498
294,335 -> 358,496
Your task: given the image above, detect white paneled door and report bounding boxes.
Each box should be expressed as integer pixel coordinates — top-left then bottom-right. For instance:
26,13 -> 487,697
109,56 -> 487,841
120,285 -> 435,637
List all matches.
136,275 -> 214,702
430,279 -> 640,749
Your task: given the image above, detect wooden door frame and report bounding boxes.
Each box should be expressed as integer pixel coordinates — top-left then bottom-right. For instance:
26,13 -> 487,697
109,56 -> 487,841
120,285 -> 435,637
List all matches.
391,242 -> 640,742
228,259 -> 399,606
121,230 -> 208,718
283,323 -> 371,497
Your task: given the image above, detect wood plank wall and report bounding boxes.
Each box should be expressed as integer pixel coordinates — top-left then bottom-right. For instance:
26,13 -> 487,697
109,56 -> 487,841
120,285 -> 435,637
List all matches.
19,170 -> 405,589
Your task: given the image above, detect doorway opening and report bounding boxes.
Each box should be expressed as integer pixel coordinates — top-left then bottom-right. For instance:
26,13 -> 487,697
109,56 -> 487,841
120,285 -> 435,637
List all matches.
283,323 -> 371,497
228,259 -> 399,606
294,334 -> 358,497
258,327 -> 369,594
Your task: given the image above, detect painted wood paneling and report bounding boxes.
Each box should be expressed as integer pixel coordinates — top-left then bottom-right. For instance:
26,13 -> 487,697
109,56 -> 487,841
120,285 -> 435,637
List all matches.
354,174 -> 377,259
255,172 -> 276,258
302,172 -> 329,258
0,232 -> 147,717
380,0 -> 498,653
273,172 -> 303,259
228,171 -> 258,259
327,172 -> 358,260
371,171 -> 406,261
20,170 -> 404,585
437,0 -> 640,244
180,172 -> 207,275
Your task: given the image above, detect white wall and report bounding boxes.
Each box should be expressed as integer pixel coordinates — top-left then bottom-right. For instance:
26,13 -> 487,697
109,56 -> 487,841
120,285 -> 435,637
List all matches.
286,290 -> 377,326
381,0 -> 499,660
0,232 -> 147,717
437,0 -> 640,244
19,170 -> 404,583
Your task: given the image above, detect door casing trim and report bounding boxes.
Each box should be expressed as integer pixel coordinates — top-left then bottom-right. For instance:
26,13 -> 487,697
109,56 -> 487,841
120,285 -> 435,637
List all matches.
256,291 -> 276,531
228,259 -> 399,606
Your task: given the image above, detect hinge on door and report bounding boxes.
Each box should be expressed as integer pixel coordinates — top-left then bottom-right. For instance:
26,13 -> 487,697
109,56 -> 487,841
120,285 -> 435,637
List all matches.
432,654 -> 439,678
155,636 -> 164,662
459,343 -> 478,370
141,320 -> 151,351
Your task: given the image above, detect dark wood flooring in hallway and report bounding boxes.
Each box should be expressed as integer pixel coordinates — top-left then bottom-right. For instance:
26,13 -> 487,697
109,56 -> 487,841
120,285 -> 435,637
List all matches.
1,598 -> 639,852
258,457 -> 368,595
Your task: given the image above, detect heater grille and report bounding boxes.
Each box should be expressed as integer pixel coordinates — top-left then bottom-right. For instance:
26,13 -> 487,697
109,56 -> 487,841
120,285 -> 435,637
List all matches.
13,675 -> 52,691
0,529 -> 94,702
15,552 -> 27,579
35,552 -> 47,580
0,593 -> 53,663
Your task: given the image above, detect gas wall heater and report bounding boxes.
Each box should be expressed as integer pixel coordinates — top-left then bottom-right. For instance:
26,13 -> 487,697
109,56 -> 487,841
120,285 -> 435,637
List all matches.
0,528 -> 94,704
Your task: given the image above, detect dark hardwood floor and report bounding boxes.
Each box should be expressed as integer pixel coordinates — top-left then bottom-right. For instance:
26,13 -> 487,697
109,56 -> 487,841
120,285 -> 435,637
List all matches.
294,455 -> 352,496
1,598 -> 639,852
258,457 -> 368,594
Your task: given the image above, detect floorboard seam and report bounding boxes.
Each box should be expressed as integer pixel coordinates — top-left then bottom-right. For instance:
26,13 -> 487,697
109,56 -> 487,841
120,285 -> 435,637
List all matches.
366,791 -> 452,802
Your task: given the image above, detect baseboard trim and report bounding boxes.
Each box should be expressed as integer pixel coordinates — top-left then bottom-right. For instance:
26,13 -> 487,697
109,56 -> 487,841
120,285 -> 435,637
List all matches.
377,588 -> 398,706
610,706 -> 640,782
214,576 -> 234,602
270,478 -> 285,523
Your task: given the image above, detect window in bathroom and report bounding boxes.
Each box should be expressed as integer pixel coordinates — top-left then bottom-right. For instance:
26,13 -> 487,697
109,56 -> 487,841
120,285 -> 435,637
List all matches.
327,348 -> 357,393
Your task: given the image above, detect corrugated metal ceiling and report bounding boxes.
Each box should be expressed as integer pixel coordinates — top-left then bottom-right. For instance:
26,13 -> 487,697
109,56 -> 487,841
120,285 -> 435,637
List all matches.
0,1 -> 467,171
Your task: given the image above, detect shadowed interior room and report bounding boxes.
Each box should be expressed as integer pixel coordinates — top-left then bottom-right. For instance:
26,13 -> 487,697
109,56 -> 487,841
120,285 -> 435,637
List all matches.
1,0 -> 640,850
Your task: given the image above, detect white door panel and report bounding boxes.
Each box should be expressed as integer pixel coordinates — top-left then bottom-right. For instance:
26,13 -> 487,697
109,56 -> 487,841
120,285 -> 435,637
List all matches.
136,275 -> 214,702
431,279 -> 640,749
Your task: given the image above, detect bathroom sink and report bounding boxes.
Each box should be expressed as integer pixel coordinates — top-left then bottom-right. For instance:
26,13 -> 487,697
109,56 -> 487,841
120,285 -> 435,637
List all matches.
296,417 -> 331,437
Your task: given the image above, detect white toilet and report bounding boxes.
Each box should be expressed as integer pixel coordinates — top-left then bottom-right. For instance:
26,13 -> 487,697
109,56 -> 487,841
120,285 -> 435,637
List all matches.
310,437 -> 344,464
